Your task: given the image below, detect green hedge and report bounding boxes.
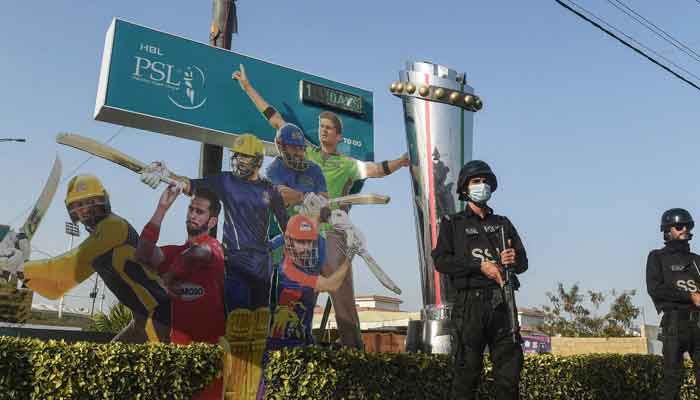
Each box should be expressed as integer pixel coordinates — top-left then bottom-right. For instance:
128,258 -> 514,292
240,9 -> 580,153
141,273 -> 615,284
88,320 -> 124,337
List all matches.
265,347 -> 700,400
0,337 -> 220,400
2,337 -> 700,399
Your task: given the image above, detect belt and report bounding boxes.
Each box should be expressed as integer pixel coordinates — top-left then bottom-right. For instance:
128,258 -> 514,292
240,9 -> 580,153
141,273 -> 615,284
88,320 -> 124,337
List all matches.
666,310 -> 700,321
464,286 -> 500,300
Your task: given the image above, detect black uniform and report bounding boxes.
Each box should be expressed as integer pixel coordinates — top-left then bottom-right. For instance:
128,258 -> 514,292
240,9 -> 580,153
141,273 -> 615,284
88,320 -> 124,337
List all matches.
647,240 -> 700,400
432,205 -> 527,400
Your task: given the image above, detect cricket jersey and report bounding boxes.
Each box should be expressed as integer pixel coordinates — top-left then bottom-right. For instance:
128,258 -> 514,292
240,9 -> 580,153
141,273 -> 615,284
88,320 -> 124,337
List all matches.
268,257 -> 320,348
266,156 -> 327,215
156,235 -> 225,400
266,156 -> 327,261
157,234 -> 225,344
24,214 -> 171,342
306,147 -> 362,200
190,173 -> 288,253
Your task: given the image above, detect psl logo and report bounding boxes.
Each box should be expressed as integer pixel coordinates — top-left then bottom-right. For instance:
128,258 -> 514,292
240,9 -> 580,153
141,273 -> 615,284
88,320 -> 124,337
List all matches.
133,56 -> 208,110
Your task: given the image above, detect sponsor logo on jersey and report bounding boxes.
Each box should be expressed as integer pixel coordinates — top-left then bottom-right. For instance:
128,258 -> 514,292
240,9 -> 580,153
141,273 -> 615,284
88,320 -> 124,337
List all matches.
299,175 -> 314,187
176,282 -> 205,301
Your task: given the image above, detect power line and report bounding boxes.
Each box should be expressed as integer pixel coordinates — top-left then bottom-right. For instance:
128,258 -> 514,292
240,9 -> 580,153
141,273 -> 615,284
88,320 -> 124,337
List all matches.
555,0 -> 700,92
8,127 -> 127,225
605,0 -> 700,63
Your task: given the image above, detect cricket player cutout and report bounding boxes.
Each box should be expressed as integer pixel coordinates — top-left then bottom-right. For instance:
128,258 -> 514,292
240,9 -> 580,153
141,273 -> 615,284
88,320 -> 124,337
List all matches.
139,134 -> 288,398
233,64 -> 409,348
136,185 -> 226,400
140,134 -> 288,315
16,175 -> 171,343
257,214 -> 354,399
265,122 -> 328,265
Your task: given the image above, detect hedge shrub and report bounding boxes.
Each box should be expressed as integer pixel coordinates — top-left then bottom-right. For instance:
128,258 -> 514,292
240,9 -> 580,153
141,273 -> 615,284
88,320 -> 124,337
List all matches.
2,337 -> 700,399
0,337 -> 220,399
265,347 -> 700,400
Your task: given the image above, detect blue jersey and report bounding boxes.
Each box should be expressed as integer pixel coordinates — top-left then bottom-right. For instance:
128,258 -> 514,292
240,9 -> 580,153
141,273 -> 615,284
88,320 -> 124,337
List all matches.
191,173 -> 288,253
267,237 -> 325,348
266,157 -> 327,199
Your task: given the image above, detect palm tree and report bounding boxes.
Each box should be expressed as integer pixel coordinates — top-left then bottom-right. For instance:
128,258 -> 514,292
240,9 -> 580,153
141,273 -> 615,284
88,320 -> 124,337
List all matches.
90,302 -> 132,333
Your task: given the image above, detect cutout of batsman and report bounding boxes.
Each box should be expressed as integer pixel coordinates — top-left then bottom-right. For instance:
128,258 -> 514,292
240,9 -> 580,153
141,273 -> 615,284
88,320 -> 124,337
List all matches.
139,134 -> 289,319
266,122 -> 328,265
17,175 -> 171,342
234,64 -> 409,349
136,185 -> 226,400
258,214 -> 354,399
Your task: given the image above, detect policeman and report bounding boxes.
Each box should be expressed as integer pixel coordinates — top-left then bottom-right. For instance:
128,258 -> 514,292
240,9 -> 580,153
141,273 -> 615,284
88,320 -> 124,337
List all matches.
647,208 -> 700,400
432,160 -> 527,400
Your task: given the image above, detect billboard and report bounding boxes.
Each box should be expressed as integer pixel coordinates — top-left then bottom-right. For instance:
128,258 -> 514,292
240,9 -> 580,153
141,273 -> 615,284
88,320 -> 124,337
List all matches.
95,19 -> 375,161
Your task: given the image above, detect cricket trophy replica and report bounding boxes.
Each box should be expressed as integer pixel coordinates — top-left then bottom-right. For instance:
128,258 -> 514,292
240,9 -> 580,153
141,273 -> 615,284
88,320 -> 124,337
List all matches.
390,61 -> 483,353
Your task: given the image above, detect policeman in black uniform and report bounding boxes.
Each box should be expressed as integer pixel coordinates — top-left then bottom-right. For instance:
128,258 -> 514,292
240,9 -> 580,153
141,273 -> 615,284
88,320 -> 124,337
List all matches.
432,160 -> 527,400
647,208 -> 700,400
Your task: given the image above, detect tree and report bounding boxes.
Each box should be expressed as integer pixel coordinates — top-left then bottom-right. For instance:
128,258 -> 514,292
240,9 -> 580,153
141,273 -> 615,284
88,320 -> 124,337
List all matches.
90,302 -> 132,333
537,282 -> 640,337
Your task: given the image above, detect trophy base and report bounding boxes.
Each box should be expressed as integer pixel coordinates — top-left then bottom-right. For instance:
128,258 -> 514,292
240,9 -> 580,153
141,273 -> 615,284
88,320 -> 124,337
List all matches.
405,304 -> 454,354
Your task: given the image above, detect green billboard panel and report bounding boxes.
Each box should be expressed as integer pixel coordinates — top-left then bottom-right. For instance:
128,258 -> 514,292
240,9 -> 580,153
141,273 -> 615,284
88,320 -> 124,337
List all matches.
95,19 -> 374,161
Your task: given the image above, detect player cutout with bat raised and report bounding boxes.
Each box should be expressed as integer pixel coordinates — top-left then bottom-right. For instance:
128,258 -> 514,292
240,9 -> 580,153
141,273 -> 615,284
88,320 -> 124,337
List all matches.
234,63 -> 409,349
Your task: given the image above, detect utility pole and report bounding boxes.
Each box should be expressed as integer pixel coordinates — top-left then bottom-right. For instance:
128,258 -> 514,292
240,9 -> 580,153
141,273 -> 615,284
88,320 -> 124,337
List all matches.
200,0 -> 237,237
61,222 -> 80,319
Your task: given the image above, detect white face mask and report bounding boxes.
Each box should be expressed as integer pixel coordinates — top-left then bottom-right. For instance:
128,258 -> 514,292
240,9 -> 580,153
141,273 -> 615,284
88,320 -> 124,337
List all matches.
468,183 -> 492,204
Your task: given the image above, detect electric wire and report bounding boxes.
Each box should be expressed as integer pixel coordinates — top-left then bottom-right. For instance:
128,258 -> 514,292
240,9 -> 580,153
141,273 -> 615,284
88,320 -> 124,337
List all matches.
8,126 -> 127,225
605,0 -> 700,63
555,0 -> 700,91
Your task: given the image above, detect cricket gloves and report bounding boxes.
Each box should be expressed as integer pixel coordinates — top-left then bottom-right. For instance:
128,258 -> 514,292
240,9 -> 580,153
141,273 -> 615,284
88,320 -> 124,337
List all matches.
329,209 -> 366,259
296,192 -> 329,218
140,161 -> 171,190
0,230 -> 29,276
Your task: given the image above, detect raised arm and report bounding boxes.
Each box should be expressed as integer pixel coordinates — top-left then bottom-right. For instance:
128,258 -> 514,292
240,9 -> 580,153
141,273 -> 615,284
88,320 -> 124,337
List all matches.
137,186 -> 181,270
233,64 -> 286,130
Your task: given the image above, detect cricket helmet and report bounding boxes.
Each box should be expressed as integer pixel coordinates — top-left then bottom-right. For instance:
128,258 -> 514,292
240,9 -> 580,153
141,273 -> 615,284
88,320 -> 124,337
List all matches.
276,123 -> 308,171
230,134 -> 264,178
284,215 -> 320,271
65,174 -> 111,226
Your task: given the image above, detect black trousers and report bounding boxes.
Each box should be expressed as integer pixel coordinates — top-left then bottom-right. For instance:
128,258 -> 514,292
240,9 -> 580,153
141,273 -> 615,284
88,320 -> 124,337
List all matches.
661,311 -> 700,400
451,288 -> 523,400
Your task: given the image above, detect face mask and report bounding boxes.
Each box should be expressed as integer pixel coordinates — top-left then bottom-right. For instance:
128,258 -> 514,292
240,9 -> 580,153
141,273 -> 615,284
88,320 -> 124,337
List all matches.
468,183 -> 492,204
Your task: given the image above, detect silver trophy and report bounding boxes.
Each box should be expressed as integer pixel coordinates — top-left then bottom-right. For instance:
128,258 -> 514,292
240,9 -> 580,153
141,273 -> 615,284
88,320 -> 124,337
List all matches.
391,61 -> 482,353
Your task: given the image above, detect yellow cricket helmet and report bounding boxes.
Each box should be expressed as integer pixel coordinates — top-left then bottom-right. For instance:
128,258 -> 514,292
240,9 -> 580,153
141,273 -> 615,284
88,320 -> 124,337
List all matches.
230,133 -> 264,157
65,174 -> 111,224
230,134 -> 264,178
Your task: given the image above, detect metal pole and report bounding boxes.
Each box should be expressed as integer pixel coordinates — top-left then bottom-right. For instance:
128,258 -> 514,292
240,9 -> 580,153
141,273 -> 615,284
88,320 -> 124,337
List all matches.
99,280 -> 106,313
200,0 -> 237,237
58,235 -> 74,319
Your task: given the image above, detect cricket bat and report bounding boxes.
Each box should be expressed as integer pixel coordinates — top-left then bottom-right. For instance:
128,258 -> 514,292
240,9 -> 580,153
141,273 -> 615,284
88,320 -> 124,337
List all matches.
330,193 -> 390,207
357,249 -> 402,295
21,156 -> 62,241
56,133 -> 180,187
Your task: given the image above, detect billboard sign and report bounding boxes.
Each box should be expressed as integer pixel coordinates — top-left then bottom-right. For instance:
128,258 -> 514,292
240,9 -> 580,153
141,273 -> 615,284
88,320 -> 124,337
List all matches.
95,19 -> 374,160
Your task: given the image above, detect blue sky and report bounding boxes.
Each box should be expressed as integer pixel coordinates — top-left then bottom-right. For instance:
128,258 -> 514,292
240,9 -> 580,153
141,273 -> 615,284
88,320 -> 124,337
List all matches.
2,1 -> 700,324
